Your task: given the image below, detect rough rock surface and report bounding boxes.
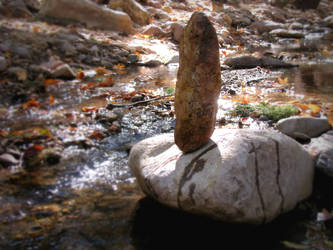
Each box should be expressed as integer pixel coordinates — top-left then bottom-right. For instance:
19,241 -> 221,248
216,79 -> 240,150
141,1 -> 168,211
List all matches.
304,130 -> 333,158
39,0 -> 134,34
109,0 -> 151,25
129,129 -> 314,224
316,149 -> 333,177
223,56 -> 297,69
175,12 -> 222,153
276,116 -> 331,139
269,28 -> 304,39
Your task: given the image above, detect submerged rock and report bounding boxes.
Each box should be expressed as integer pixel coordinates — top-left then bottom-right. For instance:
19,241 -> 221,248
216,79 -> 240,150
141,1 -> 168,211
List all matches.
39,0 -> 134,34
175,12 -> 222,153
269,28 -> 304,39
304,131 -> 333,158
223,56 -> 297,69
276,116 -> 331,139
129,129 -> 314,224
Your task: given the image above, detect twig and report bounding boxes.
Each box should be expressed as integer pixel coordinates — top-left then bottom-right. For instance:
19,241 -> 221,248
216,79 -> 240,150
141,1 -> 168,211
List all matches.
107,94 -> 173,108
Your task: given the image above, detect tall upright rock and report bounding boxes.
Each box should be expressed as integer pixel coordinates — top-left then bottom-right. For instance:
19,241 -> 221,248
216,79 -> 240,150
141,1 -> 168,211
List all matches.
175,12 -> 222,153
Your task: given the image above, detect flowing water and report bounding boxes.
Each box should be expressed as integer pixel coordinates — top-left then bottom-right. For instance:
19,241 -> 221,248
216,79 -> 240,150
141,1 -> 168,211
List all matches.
1,57 -> 333,249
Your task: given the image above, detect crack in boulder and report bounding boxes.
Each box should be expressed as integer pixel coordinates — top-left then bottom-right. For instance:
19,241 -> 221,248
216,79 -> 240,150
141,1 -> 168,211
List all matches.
273,139 -> 285,213
177,143 -> 217,209
250,142 -> 267,224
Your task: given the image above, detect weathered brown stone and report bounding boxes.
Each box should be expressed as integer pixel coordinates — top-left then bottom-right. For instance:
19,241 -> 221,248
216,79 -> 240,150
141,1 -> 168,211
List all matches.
174,12 -> 222,153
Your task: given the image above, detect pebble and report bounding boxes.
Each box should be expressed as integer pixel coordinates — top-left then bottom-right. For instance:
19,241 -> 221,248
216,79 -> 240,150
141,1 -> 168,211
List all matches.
127,54 -> 139,64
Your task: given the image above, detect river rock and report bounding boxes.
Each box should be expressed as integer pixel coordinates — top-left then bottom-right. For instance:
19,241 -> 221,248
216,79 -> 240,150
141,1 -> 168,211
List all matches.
0,153 -> 19,167
170,23 -> 184,43
324,15 -> 333,29
316,149 -> 333,178
304,130 -> 333,158
0,56 -> 7,71
129,129 -> 314,224
276,116 -> 331,139
39,0 -> 134,34
175,12 -> 222,153
40,59 -> 76,79
270,29 -> 304,39
223,56 -> 296,69
109,0 -> 151,25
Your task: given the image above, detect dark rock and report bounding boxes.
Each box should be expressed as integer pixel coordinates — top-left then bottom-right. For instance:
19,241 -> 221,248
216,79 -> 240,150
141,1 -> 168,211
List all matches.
0,56 -> 7,71
223,56 -> 297,69
175,12 -> 222,153
316,149 -> 333,178
128,54 -> 139,64
293,0 -> 321,10
269,29 -> 304,39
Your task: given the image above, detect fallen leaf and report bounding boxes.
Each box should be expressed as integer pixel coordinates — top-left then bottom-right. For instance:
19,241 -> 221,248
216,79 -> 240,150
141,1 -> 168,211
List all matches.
95,67 -> 109,75
17,71 -> 27,81
98,76 -> 114,87
322,49 -> 329,57
278,77 -> 288,85
81,106 -> 97,112
81,82 -> 95,90
308,104 -> 321,115
49,96 -> 55,105
22,100 -> 40,109
0,130 -> 8,137
77,71 -> 85,80
88,130 -> 105,140
43,79 -> 57,86
116,64 -> 126,69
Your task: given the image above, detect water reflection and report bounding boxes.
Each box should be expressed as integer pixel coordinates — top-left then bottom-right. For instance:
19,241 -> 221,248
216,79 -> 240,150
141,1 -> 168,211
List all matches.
284,63 -> 333,102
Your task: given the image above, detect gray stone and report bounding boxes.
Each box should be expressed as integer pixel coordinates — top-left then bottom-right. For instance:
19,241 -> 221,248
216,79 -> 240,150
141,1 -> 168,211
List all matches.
40,60 -> 76,79
127,54 -> 139,64
276,116 -> 331,139
0,153 -> 19,167
0,56 -> 7,71
129,129 -> 314,224
270,29 -> 304,39
304,130 -> 333,158
109,0 -> 150,25
316,149 -> 333,177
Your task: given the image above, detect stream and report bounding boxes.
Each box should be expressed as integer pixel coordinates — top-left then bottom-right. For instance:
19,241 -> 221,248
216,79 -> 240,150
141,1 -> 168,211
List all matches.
1,59 -> 333,249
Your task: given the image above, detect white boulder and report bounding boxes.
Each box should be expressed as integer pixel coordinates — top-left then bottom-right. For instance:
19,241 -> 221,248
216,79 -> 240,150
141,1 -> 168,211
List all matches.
129,129 -> 314,224
276,116 -> 331,139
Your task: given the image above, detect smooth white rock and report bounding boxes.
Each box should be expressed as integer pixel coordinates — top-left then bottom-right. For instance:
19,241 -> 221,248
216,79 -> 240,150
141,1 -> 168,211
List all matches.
129,129 -> 314,224
276,116 -> 331,138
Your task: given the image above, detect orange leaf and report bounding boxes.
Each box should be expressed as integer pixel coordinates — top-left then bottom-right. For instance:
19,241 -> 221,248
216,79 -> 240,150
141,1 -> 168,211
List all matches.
278,77 -> 288,85
95,67 -> 109,75
81,82 -> 95,90
77,71 -> 85,80
308,104 -> 321,115
33,26 -> 40,32
49,95 -> 55,105
117,70 -> 126,75
22,99 -> 40,109
43,79 -> 56,86
172,18 -> 178,22
32,144 -> 44,151
89,130 -> 105,140
0,130 -> 8,137
81,106 -> 97,112
116,64 -> 126,69
298,104 -> 309,110
98,76 -> 114,87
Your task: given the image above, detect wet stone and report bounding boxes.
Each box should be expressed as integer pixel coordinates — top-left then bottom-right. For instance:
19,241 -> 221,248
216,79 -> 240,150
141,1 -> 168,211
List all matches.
0,56 -> 7,71
175,12 -> 222,153
0,153 -> 19,167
